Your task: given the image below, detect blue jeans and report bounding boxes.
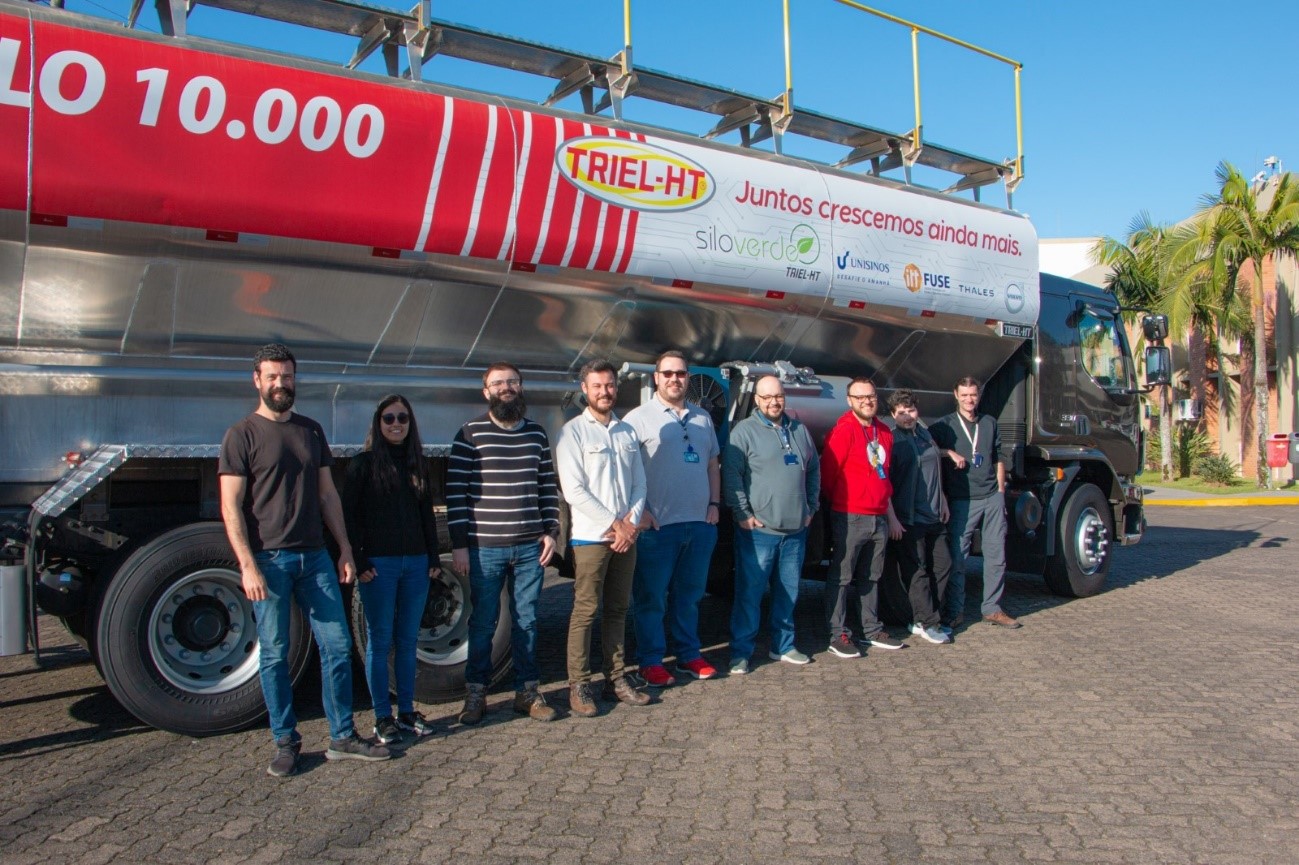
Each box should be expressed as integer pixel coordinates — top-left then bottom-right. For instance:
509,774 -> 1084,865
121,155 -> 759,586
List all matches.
465,540 -> 544,690
632,521 -> 717,667
730,526 -> 806,660
946,495 -> 1009,619
252,547 -> 354,743
356,554 -> 430,719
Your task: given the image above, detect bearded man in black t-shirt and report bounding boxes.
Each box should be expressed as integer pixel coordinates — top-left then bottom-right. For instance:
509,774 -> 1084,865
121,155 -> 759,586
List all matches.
219,343 -> 390,777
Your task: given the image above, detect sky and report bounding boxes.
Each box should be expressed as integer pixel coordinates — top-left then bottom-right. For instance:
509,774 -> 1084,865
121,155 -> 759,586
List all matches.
41,0 -> 1299,242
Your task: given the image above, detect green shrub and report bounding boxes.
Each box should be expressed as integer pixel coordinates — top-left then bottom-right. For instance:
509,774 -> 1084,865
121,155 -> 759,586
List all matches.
1145,413 -> 1212,477
1194,453 -> 1239,486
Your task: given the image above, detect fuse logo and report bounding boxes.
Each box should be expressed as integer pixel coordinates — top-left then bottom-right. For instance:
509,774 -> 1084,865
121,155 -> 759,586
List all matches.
558,136 -> 713,211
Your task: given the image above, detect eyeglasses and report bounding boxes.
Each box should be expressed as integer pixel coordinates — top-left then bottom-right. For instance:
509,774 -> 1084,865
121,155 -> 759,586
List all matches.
486,378 -> 521,390
657,369 -> 689,378
381,412 -> 410,425
755,394 -> 785,402
847,394 -> 878,402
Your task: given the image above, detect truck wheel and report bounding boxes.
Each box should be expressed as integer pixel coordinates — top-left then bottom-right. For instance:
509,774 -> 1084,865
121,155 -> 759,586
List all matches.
351,560 -> 511,704
94,523 -> 310,735
1044,484 -> 1112,598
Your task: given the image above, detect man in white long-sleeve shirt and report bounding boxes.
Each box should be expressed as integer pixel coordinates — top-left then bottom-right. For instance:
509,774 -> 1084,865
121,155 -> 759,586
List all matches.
555,360 -> 652,716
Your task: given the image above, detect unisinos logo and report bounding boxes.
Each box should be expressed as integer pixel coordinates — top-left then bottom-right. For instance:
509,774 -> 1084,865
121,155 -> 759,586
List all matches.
558,136 -> 713,211
835,250 -> 892,287
695,222 -> 822,266
1004,282 -> 1026,314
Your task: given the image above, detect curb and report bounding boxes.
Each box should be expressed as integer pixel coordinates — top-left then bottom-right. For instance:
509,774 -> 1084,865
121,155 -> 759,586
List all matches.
1145,496 -> 1299,507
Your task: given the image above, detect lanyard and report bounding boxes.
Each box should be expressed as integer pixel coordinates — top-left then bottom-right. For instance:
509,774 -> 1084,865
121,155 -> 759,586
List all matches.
958,415 -> 979,454
760,414 -> 793,451
672,406 -> 696,454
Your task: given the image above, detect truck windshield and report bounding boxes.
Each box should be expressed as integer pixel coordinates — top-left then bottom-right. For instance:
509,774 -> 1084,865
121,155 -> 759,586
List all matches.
1078,312 -> 1135,391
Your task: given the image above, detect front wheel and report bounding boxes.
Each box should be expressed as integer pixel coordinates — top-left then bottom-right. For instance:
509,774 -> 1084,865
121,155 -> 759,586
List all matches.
1044,484 -> 1113,598
351,559 -> 511,704
94,523 -> 311,735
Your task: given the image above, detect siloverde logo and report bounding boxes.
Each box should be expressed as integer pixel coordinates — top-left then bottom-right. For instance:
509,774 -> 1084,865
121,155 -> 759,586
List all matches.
557,136 -> 713,211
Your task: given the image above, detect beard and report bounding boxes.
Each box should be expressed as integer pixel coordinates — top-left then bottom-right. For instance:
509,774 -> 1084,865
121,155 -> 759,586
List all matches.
262,385 -> 295,413
489,393 -> 526,424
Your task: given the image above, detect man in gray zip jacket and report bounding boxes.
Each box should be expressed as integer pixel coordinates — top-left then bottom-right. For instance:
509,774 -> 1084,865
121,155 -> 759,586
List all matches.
722,375 -> 820,674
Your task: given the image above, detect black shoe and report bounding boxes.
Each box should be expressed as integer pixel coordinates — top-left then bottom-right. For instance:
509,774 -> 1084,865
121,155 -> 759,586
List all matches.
397,710 -> 437,737
865,632 -> 906,650
624,670 -> 649,690
325,733 -> 391,762
373,716 -> 401,745
267,739 -> 300,778
827,633 -> 861,659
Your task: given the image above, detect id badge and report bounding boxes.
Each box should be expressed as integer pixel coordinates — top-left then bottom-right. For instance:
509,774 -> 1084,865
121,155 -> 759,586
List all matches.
684,451 -> 701,464
973,453 -> 985,468
784,453 -> 799,465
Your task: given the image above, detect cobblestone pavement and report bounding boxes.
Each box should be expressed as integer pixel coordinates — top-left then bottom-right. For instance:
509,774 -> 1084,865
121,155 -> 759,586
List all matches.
3,506 -> 1298,864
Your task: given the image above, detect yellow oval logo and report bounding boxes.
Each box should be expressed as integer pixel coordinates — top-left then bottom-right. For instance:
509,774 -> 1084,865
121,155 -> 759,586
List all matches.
557,136 -> 713,211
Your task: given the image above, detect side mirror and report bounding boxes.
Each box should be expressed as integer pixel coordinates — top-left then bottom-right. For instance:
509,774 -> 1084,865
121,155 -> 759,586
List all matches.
1144,346 -> 1171,387
1141,314 -> 1169,342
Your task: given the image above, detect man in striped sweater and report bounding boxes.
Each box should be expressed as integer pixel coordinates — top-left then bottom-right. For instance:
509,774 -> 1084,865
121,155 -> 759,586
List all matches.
449,362 -> 562,724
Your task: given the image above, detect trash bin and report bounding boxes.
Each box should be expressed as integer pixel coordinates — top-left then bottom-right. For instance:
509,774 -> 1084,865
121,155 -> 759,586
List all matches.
0,563 -> 28,656
1290,432 -> 1299,466
1267,433 -> 1291,469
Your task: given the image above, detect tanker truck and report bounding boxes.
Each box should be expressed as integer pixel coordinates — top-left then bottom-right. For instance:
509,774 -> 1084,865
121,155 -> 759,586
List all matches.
0,0 -> 1168,736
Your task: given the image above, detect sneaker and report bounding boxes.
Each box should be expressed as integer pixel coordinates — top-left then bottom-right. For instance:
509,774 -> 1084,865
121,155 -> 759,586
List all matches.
513,684 -> 559,722
396,711 -> 436,737
914,625 -> 951,645
602,677 -> 651,706
984,610 -> 1022,629
729,657 -> 750,676
941,614 -> 963,632
677,657 -> 717,680
640,664 -> 676,688
267,738 -> 300,778
827,634 -> 861,658
373,716 -> 401,745
866,632 -> 906,650
768,648 -> 811,665
325,733 -> 391,762
624,670 -> 649,690
459,683 -> 487,725
569,682 -> 599,717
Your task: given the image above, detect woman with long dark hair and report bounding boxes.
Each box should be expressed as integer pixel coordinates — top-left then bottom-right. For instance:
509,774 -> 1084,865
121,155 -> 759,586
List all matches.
343,394 -> 441,743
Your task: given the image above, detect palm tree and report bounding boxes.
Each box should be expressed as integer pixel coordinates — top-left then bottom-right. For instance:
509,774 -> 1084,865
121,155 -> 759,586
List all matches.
1092,214 -> 1173,479
1184,163 -> 1299,487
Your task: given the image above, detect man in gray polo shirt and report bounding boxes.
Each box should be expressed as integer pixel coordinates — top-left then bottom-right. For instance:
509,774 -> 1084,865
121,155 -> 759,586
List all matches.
625,350 -> 721,687
722,375 -> 820,674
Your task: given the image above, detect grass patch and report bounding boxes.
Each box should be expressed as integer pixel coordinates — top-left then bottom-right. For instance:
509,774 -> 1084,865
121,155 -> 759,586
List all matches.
1141,475 -> 1253,496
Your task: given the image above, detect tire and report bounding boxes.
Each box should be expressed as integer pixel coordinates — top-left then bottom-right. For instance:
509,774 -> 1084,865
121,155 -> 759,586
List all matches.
93,523 -> 311,736
1044,484 -> 1112,598
350,557 -> 511,704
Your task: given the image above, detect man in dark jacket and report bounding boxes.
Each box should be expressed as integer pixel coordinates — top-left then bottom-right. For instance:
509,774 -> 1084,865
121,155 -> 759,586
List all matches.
885,389 -> 951,645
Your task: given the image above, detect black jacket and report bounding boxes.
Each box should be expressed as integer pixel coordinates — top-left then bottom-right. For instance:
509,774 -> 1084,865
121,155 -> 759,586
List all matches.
341,444 -> 439,573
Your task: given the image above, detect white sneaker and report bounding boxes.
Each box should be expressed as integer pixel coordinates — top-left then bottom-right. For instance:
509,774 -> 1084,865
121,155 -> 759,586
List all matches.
729,658 -> 750,675
916,625 -> 951,644
913,622 -> 953,639
768,648 -> 811,665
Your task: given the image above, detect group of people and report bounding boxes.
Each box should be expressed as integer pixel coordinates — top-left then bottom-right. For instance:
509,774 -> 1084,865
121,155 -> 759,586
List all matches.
219,344 -> 1019,779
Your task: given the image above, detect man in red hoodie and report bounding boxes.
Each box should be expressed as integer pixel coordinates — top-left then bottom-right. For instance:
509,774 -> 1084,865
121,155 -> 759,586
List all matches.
820,377 -> 905,658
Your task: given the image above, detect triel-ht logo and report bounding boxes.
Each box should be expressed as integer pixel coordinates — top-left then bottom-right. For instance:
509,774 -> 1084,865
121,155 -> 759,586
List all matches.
903,263 -> 922,293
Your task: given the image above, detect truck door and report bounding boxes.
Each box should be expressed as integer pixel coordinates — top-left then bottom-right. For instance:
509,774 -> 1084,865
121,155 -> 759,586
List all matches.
1074,305 -> 1141,475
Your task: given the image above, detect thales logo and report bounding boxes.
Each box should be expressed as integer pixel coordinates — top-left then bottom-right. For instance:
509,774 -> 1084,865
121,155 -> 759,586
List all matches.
558,136 -> 713,212
835,252 -> 891,273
